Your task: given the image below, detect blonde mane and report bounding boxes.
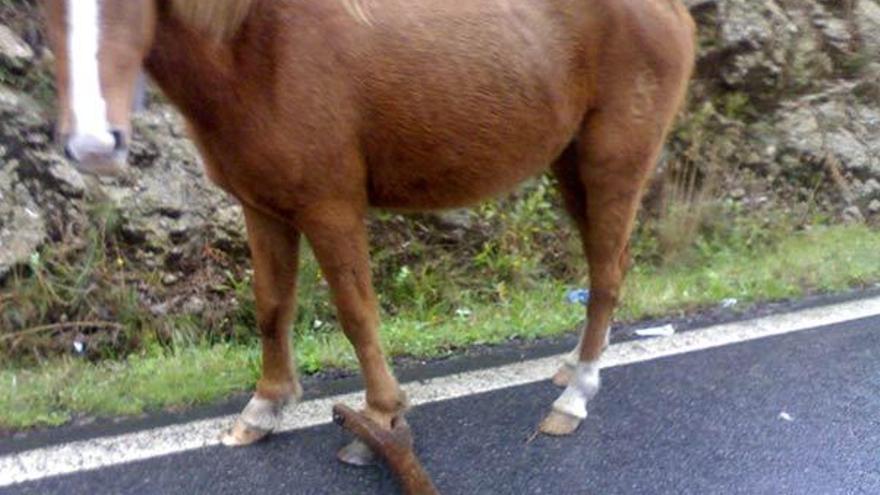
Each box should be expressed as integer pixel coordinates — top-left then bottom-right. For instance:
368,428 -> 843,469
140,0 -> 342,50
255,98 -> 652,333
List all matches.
171,0 -> 255,40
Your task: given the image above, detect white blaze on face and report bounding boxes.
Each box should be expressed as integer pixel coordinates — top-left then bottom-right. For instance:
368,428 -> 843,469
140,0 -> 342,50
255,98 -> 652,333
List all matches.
66,0 -> 115,159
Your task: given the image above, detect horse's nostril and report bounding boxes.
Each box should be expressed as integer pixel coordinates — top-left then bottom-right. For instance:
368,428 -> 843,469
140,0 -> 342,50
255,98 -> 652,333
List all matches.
111,130 -> 127,152
64,144 -> 77,162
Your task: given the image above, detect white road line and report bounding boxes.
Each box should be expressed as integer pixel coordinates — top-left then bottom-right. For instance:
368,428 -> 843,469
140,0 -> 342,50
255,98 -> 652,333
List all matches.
2,296 -> 879,487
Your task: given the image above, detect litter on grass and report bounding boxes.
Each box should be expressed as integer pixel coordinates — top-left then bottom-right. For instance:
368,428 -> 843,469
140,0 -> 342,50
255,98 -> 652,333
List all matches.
634,324 -> 676,338
566,289 -> 590,306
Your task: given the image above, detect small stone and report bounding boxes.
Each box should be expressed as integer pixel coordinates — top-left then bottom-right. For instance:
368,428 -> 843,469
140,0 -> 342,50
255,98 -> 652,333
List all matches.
730,188 -> 747,200
843,206 -> 864,224
182,296 -> 206,315
433,209 -> 474,230
0,170 -> 46,278
44,156 -> 86,197
455,307 -> 473,318
162,273 -> 180,285
73,340 -> 86,355
868,200 -> 880,215
863,179 -> 880,198
150,302 -> 170,317
0,24 -> 33,69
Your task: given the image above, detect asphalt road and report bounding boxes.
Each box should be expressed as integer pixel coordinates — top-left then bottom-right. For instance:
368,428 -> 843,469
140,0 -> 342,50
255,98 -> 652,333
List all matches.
3,308 -> 880,494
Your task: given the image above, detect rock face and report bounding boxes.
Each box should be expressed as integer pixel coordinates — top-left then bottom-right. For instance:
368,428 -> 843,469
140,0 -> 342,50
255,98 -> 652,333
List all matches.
0,86 -> 50,278
1,0 -> 879,276
680,0 -> 880,221
0,23 -> 33,70
0,56 -> 246,280
101,107 -> 247,269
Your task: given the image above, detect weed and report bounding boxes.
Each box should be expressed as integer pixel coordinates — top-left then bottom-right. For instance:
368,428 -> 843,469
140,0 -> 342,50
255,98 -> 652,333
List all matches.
650,102 -> 724,264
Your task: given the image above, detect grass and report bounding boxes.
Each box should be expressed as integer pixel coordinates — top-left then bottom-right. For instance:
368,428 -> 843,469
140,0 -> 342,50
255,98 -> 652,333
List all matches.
2,223 -> 878,430
622,224 -> 880,317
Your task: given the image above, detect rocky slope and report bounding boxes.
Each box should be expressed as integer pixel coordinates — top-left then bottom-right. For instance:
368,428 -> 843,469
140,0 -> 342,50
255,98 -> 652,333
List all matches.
679,0 -> 880,223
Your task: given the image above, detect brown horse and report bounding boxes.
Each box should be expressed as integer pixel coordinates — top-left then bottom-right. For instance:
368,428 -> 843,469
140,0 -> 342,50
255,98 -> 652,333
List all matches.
42,0 -> 695,465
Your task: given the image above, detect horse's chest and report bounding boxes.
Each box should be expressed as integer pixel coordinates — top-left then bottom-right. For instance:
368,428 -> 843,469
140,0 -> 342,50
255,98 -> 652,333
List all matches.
196,137 -> 307,214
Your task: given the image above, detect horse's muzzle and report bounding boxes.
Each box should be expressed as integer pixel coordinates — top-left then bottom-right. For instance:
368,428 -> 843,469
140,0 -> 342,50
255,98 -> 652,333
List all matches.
63,130 -> 129,177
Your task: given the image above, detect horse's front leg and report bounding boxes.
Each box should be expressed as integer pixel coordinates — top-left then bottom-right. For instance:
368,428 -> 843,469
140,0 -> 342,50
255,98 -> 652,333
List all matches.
299,201 -> 408,465
221,206 -> 303,446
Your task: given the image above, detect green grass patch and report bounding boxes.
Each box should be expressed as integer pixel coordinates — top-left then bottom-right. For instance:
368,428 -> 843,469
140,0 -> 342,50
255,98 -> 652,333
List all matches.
622,224 -> 880,318
2,224 -> 878,430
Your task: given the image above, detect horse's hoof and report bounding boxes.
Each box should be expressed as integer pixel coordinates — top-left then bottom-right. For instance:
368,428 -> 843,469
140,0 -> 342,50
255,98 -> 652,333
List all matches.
220,394 -> 287,447
539,410 -> 583,436
552,364 -> 574,388
220,418 -> 272,447
337,438 -> 378,466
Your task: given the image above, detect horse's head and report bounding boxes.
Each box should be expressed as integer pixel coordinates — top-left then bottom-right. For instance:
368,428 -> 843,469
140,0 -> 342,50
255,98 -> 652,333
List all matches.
43,0 -> 157,176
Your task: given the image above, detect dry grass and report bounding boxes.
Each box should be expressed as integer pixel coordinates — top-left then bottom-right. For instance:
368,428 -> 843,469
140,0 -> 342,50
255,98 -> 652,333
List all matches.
652,103 -> 724,263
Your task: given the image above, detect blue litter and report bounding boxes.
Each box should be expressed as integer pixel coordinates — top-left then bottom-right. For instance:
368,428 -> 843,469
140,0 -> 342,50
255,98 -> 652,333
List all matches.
566,289 -> 590,306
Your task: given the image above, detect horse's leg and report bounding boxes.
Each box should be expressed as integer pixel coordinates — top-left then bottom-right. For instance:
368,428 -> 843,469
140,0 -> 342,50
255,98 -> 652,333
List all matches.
298,202 -> 408,465
549,144 -> 597,388
550,321 -> 585,388
222,207 -> 303,446
540,106 -> 676,436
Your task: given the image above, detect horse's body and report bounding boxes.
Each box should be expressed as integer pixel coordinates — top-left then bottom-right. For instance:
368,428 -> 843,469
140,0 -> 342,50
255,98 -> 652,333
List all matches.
44,0 -> 695,465
150,0 -> 635,213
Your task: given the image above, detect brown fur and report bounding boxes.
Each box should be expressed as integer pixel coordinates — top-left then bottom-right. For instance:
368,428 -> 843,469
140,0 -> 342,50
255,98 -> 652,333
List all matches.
44,0 -> 696,448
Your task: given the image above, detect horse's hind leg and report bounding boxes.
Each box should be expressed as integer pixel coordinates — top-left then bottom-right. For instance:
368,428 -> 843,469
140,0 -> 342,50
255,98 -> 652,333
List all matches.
540,102 -> 680,436
298,202 -> 408,465
222,206 -> 303,446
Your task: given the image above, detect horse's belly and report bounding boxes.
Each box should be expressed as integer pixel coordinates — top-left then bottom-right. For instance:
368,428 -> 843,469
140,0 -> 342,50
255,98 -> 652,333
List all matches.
355,1 -> 590,210
365,137 -> 566,210
360,55 -> 585,209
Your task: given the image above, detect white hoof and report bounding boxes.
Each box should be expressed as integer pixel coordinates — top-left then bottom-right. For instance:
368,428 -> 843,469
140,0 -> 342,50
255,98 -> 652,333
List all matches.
220,396 -> 286,447
337,438 -> 378,466
539,410 -> 583,436
220,418 -> 272,446
543,361 -> 600,437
